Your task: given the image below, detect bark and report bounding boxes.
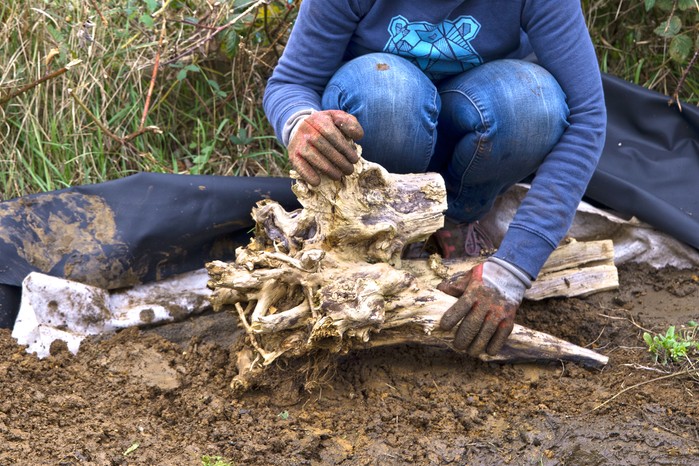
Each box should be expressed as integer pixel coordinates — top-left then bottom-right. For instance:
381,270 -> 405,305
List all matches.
206,153 -> 613,392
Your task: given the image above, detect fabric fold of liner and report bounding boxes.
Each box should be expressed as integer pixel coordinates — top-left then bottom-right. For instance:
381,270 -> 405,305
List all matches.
585,74 -> 699,251
0,174 -> 299,328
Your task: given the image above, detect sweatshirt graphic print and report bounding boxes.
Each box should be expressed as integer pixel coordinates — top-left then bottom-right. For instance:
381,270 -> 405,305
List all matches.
384,15 -> 483,79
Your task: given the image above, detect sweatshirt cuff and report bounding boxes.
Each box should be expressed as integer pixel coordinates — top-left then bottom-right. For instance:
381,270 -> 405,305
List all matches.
493,225 -> 558,280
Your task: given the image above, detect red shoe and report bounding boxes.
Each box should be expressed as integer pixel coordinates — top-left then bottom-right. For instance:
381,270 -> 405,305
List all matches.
434,220 -> 495,259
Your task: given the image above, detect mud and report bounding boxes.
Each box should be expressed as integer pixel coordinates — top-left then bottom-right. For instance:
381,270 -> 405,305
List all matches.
1,262 -> 698,465
0,192 -> 143,288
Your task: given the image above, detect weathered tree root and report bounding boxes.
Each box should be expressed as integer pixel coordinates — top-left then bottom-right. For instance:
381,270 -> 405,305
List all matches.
206,153 -> 612,394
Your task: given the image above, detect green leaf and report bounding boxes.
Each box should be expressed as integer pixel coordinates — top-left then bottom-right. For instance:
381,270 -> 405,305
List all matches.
643,332 -> 654,347
230,129 -> 254,145
655,0 -> 676,11
177,64 -> 200,81
123,442 -> 140,456
145,0 -> 160,13
677,0 -> 695,10
207,79 -> 227,98
139,13 -> 154,29
207,79 -> 221,92
666,326 -> 676,339
223,30 -> 240,59
644,0 -> 655,11
653,16 -> 682,38
46,24 -> 65,44
669,34 -> 693,63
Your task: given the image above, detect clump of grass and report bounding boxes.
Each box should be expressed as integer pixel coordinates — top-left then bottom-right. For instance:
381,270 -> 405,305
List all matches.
0,0 -> 298,200
643,322 -> 699,365
584,0 -> 698,104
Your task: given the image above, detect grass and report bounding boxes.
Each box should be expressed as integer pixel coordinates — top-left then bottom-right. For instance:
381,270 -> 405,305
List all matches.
584,0 -> 698,103
0,0 -> 295,200
0,1 -> 697,200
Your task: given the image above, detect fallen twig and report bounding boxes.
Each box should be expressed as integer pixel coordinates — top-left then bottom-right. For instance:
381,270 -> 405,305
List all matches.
87,0 -> 108,26
139,18 -> 167,130
0,60 -> 82,106
593,368 -> 699,411
669,47 -> 698,110
69,89 -> 162,146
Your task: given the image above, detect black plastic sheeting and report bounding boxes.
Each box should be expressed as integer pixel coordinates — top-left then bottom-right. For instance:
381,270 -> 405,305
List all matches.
0,174 -> 299,328
1,74 -> 698,328
585,74 -> 699,250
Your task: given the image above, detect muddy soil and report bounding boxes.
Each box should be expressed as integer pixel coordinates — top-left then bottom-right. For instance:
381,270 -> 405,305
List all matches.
1,262 -> 698,465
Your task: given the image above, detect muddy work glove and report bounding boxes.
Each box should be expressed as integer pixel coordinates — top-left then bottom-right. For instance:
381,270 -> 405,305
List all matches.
287,110 -> 364,186
438,257 -> 531,356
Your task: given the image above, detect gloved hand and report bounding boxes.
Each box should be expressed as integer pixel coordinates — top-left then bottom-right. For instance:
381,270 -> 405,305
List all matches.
438,257 -> 531,356
287,110 -> 364,186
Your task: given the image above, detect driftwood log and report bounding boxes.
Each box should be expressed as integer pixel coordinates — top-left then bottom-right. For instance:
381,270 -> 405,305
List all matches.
206,153 -> 615,392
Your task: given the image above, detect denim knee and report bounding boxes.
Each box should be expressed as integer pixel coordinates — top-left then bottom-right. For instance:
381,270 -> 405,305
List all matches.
438,60 -> 570,222
321,53 -> 440,173
439,60 -> 569,175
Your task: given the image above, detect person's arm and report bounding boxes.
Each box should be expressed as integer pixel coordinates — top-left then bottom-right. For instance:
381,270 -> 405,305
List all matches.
263,0 -> 369,185
493,0 -> 607,279
263,0 -> 365,145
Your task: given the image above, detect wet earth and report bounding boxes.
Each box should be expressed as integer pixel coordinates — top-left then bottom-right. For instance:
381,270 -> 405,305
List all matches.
1,262 -> 698,465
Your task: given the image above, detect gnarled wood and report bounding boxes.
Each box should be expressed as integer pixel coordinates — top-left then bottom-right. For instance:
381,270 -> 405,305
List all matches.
206,153 -> 613,393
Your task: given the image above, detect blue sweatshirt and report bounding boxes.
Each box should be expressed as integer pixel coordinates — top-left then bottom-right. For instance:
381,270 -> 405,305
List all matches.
263,0 -> 607,279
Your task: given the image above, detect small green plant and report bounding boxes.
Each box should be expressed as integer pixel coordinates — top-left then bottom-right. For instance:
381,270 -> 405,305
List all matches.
201,455 -> 234,466
643,322 -> 699,364
645,0 -> 699,64
123,442 -> 140,456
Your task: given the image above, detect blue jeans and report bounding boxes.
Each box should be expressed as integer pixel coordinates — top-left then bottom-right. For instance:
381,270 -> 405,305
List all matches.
321,53 -> 570,223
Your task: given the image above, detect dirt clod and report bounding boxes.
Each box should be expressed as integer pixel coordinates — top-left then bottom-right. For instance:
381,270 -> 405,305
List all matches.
1,263 -> 698,464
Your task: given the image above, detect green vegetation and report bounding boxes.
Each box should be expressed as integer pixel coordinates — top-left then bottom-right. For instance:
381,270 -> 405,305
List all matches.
0,1 -> 697,200
584,0 -> 698,103
202,455 -> 234,466
643,322 -> 699,365
0,0 -> 297,200
122,441 -> 140,456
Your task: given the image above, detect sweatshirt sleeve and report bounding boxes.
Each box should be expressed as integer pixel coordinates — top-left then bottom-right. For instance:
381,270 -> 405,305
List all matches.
493,0 -> 607,279
263,0 -> 364,144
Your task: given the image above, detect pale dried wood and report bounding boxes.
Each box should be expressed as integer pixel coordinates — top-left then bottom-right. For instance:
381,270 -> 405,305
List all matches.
401,239 -> 619,301
206,153 -> 614,393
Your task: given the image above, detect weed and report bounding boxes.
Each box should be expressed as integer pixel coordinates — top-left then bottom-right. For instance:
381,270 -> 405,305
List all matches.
123,442 -> 140,456
643,322 -> 699,365
583,0 -> 698,104
0,0 -> 298,200
201,455 -> 234,466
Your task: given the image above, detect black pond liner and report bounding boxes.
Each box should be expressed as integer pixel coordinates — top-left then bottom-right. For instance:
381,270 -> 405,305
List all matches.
0,175 -> 299,328
1,74 -> 698,329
